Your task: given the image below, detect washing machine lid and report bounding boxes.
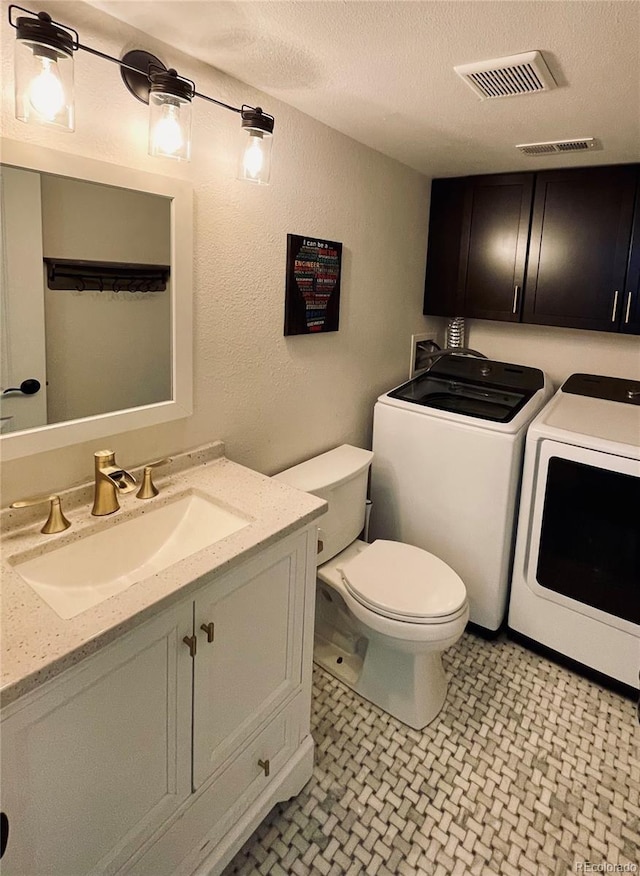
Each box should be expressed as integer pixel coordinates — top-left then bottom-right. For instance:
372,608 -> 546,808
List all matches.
338,540 -> 466,620
386,356 -> 545,424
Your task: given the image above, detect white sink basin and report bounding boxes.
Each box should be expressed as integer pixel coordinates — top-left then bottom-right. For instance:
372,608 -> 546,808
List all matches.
13,492 -> 251,619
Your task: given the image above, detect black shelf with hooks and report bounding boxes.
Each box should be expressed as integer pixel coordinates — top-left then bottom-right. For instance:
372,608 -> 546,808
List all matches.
44,258 -> 170,293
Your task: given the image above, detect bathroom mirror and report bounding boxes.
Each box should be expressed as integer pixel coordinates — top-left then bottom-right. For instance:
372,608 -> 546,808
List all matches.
0,139 -> 193,460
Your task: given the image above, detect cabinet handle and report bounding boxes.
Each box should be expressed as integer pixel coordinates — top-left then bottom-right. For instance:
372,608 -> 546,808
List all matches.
611,289 -> 619,322
512,285 -> 520,314
625,291 -> 633,324
258,758 -> 270,777
182,635 -> 197,658
317,538 -> 324,554
200,622 -> 215,643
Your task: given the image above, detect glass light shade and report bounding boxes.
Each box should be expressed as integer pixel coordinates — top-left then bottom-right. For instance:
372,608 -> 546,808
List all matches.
148,93 -> 192,162
15,39 -> 74,131
238,128 -> 273,185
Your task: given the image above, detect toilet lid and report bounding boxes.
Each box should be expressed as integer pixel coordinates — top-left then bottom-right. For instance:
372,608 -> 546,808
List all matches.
338,540 -> 466,620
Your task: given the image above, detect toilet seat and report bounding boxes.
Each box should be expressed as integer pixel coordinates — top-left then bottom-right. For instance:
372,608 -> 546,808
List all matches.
338,539 -> 466,624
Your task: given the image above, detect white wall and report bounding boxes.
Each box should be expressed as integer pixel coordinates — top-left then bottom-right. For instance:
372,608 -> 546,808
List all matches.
465,320 -> 640,389
0,0 -> 433,503
427,315 -> 640,389
2,1 -> 637,506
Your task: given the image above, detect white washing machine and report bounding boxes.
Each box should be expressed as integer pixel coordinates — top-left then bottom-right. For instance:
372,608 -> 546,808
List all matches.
370,355 -> 552,633
508,373 -> 640,690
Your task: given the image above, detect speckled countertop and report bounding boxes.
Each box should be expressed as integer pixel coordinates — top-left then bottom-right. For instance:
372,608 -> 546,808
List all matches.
0,442 -> 326,707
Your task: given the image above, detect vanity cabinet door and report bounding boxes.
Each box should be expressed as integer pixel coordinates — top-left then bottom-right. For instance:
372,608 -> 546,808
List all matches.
0,603 -> 192,876
192,531 -> 308,790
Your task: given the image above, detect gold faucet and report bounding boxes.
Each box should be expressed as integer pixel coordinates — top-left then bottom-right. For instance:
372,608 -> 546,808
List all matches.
10,494 -> 71,534
136,458 -> 172,499
92,450 -> 136,516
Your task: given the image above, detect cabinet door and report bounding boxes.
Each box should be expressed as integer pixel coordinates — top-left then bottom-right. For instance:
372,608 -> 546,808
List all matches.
192,532 -> 308,789
524,165 -> 637,330
0,604 -> 192,876
459,173 -> 533,321
621,173 -> 640,334
423,177 -> 466,317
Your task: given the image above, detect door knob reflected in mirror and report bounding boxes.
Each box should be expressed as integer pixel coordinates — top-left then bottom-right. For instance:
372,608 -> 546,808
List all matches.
2,378 -> 41,396
0,812 -> 9,859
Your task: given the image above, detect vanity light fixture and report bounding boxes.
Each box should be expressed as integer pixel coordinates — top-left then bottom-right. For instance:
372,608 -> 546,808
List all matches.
8,5 -> 276,183
11,7 -> 75,130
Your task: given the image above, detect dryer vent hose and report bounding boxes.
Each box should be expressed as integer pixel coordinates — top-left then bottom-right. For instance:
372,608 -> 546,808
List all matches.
446,317 -> 466,349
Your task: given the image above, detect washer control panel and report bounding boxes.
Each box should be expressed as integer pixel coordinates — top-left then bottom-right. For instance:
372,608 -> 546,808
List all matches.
563,373 -> 640,405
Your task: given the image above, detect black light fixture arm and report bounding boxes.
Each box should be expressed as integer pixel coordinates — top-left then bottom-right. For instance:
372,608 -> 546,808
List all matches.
193,89 -> 242,115
7,4 -> 273,127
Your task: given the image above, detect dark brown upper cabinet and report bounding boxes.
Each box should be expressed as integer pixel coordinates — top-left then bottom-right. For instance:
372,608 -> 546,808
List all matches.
523,165 -> 638,332
459,173 -> 533,321
423,174 -> 533,321
424,164 -> 640,336
423,177 -> 466,317
622,176 -> 640,335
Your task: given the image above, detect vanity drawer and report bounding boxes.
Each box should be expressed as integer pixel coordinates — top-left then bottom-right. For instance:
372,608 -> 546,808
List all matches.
123,699 -> 304,876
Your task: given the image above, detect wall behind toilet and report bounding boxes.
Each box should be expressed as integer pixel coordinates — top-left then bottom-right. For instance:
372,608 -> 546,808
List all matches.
0,0 -> 432,502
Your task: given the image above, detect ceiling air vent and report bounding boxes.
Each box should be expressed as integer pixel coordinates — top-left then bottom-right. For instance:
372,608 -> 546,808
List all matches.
516,138 -> 599,156
454,51 -> 557,100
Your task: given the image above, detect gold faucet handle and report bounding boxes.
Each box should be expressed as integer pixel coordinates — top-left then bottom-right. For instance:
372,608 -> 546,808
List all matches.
136,458 -> 172,500
10,495 -> 71,534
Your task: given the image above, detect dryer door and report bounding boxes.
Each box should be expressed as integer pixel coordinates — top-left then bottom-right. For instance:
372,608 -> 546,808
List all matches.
527,439 -> 639,632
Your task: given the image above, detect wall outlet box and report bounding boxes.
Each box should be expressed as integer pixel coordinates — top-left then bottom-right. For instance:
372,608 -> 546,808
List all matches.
410,334 -> 440,378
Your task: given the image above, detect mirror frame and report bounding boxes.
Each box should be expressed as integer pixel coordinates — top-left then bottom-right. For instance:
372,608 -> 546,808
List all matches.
0,138 -> 193,460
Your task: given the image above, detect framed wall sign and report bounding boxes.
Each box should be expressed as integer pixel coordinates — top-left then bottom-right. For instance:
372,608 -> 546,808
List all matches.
284,234 -> 343,335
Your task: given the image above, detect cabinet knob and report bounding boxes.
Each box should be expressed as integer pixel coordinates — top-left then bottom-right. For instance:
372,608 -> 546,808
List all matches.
258,758 -> 270,777
200,622 -> 215,643
182,635 -> 197,658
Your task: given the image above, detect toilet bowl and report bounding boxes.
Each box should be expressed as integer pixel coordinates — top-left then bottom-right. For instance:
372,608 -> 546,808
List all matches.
274,445 -> 468,729
316,539 -> 468,728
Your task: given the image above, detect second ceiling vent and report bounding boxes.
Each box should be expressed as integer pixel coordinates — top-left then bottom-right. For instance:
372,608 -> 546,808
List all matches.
454,51 -> 557,100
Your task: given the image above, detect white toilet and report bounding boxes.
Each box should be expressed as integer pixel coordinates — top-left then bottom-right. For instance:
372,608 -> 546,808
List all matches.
275,444 -> 469,729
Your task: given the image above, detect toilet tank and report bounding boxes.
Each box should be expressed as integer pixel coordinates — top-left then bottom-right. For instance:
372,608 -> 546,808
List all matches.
275,445 -> 373,564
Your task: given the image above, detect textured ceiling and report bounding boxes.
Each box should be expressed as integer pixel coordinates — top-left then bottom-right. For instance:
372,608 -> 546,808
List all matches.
89,1 -> 640,177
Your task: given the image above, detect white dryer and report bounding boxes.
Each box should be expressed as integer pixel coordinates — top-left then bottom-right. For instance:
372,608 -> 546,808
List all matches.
508,373 -> 640,690
370,356 -> 552,633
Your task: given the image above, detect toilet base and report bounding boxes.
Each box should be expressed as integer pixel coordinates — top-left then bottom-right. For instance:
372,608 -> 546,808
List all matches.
314,629 -> 365,688
315,640 -> 448,730
313,599 -> 449,730
354,641 -> 448,729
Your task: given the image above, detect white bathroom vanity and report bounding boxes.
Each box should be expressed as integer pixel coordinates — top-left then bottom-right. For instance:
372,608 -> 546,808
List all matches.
0,442 -> 325,876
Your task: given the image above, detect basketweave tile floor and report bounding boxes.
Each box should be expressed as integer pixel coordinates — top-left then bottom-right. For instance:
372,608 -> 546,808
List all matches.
223,631 -> 639,876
